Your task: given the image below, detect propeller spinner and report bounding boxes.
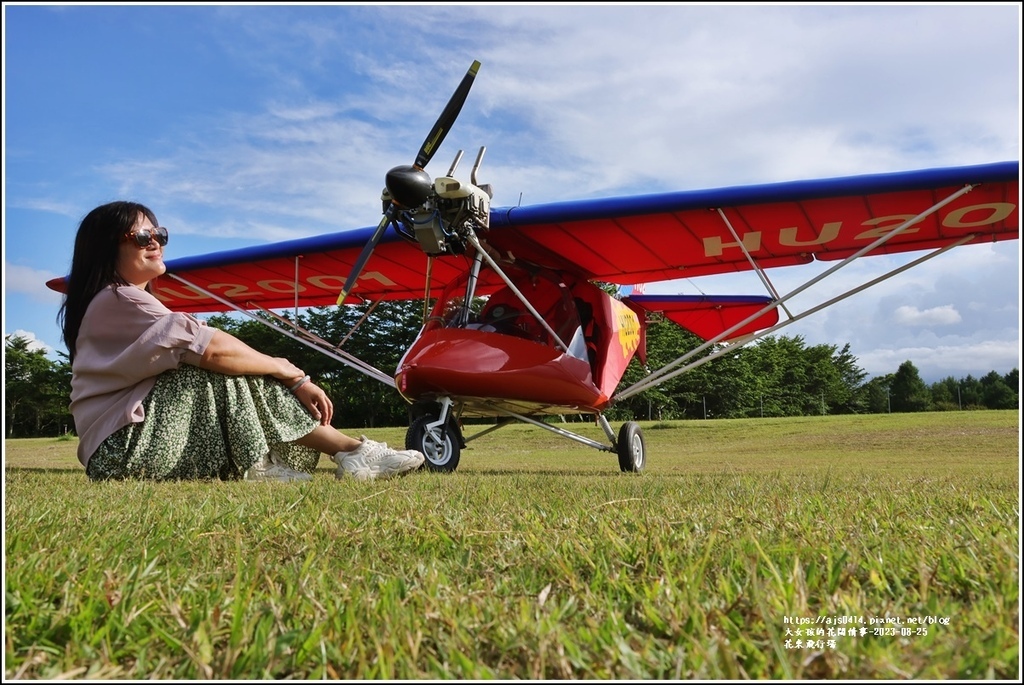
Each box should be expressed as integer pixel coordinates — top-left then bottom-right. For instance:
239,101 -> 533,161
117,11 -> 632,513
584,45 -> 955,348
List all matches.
337,60 -> 481,305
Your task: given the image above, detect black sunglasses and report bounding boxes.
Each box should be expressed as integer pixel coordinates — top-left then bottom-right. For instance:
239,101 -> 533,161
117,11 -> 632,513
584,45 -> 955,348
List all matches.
124,226 -> 169,248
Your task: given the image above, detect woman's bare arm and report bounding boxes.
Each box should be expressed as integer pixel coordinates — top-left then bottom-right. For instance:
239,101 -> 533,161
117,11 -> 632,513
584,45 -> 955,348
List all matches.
196,329 -> 304,383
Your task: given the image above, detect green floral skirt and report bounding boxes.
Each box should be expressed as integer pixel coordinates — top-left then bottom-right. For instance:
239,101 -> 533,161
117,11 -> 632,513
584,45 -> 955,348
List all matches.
86,364 -> 320,481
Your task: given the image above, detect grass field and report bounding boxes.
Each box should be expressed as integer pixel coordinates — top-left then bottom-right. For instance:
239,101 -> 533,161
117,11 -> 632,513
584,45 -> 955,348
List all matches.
4,411 -> 1019,679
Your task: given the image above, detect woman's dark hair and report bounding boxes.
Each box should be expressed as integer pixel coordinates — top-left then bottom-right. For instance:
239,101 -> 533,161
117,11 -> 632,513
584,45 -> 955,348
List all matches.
57,201 -> 158,362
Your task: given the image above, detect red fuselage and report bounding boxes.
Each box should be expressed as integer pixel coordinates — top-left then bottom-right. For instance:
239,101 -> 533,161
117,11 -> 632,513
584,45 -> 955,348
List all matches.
393,262 -> 643,417
395,328 -> 609,416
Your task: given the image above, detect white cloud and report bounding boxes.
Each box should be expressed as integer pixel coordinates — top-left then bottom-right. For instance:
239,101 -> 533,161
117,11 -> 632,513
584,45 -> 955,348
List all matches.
78,5 -> 1022,238
5,329 -> 54,355
892,305 -> 962,327
857,340 -> 1021,382
4,264 -> 64,305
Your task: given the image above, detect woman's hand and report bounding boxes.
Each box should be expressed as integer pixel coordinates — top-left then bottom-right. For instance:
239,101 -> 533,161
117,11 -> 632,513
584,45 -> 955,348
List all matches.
293,381 -> 333,426
271,357 -> 305,383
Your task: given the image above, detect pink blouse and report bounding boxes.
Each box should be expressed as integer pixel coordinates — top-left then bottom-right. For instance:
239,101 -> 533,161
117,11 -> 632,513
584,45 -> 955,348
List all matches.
70,284 -> 216,466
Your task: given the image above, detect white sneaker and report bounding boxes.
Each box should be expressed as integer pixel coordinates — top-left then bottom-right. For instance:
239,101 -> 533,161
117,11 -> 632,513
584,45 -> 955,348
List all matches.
243,448 -> 313,482
331,436 -> 425,481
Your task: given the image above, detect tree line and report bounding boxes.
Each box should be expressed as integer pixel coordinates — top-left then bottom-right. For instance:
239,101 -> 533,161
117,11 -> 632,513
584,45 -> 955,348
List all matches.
4,300 -> 1018,438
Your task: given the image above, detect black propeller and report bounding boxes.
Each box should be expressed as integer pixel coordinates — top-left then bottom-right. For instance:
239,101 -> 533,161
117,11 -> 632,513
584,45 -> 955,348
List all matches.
337,60 -> 481,305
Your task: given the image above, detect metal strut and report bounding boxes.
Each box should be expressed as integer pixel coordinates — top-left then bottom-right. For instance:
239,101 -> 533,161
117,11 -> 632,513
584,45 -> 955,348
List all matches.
165,273 -> 396,387
464,229 -> 570,352
715,207 -> 794,319
424,397 -> 455,437
615,232 -> 978,401
477,401 -> 616,452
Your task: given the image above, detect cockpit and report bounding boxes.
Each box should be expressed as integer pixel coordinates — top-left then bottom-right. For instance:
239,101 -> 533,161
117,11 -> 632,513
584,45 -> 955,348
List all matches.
424,264 -> 590,362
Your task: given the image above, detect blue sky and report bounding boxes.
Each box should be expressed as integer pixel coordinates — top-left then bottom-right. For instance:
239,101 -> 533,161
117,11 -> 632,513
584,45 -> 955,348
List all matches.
3,3 -> 1020,383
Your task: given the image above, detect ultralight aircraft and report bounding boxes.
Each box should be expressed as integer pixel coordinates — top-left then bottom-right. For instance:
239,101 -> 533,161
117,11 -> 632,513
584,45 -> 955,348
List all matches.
47,61 -> 1020,473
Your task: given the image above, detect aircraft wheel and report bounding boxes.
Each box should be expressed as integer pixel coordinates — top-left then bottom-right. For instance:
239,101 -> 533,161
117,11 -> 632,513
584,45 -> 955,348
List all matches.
617,421 -> 646,473
406,415 -> 461,472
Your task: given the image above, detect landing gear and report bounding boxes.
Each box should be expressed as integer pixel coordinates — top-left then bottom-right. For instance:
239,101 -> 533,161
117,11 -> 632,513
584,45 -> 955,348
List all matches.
617,421 -> 646,472
406,414 -> 462,472
405,401 -> 644,474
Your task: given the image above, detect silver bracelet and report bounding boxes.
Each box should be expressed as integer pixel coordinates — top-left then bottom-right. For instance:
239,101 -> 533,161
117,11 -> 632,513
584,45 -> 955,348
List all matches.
288,375 -> 311,393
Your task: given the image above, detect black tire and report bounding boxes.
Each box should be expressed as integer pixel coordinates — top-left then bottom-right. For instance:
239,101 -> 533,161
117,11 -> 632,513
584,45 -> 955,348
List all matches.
617,421 -> 646,473
406,415 -> 461,472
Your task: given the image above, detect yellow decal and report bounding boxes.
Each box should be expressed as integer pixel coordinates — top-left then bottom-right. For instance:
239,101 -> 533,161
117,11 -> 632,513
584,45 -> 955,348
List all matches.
610,300 -> 641,360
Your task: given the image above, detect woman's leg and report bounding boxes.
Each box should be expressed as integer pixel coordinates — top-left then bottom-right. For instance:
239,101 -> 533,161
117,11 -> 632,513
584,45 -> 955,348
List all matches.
87,364 -> 285,480
294,425 -> 362,454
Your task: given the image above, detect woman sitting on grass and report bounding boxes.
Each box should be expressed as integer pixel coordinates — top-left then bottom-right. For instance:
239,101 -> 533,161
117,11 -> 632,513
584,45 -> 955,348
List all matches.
57,200 -> 424,482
